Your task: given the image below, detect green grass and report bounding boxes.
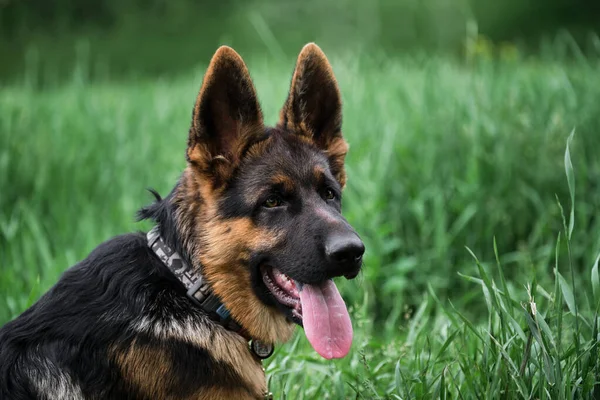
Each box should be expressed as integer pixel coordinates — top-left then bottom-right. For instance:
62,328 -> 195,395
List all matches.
1,50 -> 600,398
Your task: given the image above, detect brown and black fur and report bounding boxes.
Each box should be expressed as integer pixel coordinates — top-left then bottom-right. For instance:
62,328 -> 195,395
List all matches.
0,43 -> 364,400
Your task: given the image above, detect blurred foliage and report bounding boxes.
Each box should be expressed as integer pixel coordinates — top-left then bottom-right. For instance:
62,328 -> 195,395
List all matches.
1,0 -> 599,83
2,0 -> 599,43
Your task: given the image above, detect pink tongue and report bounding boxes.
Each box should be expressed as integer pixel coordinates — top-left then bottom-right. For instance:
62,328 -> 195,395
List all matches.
298,280 -> 353,359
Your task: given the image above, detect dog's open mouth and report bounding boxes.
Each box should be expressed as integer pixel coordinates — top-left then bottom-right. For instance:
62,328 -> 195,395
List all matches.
261,266 -> 303,322
260,266 -> 353,359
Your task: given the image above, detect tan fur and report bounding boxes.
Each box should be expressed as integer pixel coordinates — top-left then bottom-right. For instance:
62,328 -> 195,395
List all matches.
312,165 -> 326,186
270,173 -> 296,193
114,340 -> 176,399
187,123 -> 264,181
324,136 -> 349,188
171,168 -> 205,261
243,136 -> 273,159
202,328 -> 266,397
198,387 -> 257,400
115,317 -> 267,399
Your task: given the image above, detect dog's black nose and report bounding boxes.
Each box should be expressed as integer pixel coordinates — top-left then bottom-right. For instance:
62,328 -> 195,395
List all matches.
325,234 -> 365,267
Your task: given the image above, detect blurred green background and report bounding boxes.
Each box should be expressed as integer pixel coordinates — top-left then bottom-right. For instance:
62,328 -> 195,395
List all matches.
2,1 -> 600,398
1,0 -> 600,83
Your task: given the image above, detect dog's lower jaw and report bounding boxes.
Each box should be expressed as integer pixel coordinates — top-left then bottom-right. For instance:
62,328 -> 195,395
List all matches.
206,268 -> 296,344
197,259 -> 295,344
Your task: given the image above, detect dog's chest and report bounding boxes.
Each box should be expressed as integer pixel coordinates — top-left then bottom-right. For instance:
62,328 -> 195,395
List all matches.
113,316 -> 268,399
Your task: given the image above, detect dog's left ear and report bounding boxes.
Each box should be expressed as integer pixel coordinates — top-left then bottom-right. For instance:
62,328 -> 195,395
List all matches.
279,43 -> 349,187
187,46 -> 264,184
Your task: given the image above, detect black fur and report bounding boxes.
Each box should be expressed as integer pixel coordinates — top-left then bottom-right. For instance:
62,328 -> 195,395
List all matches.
137,187 -> 191,265
0,228 -> 244,399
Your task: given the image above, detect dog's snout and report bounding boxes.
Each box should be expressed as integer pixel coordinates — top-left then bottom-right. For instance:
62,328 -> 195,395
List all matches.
325,234 -> 365,267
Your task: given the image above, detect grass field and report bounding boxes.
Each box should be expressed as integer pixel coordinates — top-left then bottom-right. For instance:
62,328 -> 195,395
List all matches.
2,48 -> 600,398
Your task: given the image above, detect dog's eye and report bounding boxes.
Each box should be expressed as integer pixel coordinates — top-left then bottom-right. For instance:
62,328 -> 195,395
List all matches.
324,188 -> 336,200
264,195 -> 283,208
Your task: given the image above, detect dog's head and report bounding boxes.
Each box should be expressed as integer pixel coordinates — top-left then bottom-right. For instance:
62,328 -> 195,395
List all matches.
177,44 -> 364,359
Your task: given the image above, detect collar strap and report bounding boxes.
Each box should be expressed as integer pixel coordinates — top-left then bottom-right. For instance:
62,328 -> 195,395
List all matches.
147,226 -> 246,336
146,226 -> 275,360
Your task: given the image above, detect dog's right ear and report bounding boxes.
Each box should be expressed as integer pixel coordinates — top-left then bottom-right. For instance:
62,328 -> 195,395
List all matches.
187,46 -> 264,184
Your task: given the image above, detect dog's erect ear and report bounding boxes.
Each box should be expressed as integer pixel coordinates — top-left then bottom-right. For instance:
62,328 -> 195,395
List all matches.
279,43 -> 348,187
187,46 -> 264,183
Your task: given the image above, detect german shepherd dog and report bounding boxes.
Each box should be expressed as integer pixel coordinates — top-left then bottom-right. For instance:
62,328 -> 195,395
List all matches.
0,43 -> 364,399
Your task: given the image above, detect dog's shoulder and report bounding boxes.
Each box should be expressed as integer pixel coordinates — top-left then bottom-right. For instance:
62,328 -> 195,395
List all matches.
0,232 -> 177,341
0,233 -> 168,399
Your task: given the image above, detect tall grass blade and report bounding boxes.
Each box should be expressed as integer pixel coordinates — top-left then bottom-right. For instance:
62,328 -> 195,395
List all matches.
592,253 -> 600,304
557,270 -> 577,317
564,129 -> 576,240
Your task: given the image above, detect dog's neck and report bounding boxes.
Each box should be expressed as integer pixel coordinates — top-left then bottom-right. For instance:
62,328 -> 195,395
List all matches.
147,226 -> 244,332
147,225 -> 275,360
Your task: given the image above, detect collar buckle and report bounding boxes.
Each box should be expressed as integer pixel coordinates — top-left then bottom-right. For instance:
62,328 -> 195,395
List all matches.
250,340 -> 274,360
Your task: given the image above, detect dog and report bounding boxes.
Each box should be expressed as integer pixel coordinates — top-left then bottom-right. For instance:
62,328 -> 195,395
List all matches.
0,43 -> 364,400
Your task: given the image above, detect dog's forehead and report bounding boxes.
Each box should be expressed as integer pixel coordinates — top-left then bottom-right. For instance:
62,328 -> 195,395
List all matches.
241,130 -> 331,185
